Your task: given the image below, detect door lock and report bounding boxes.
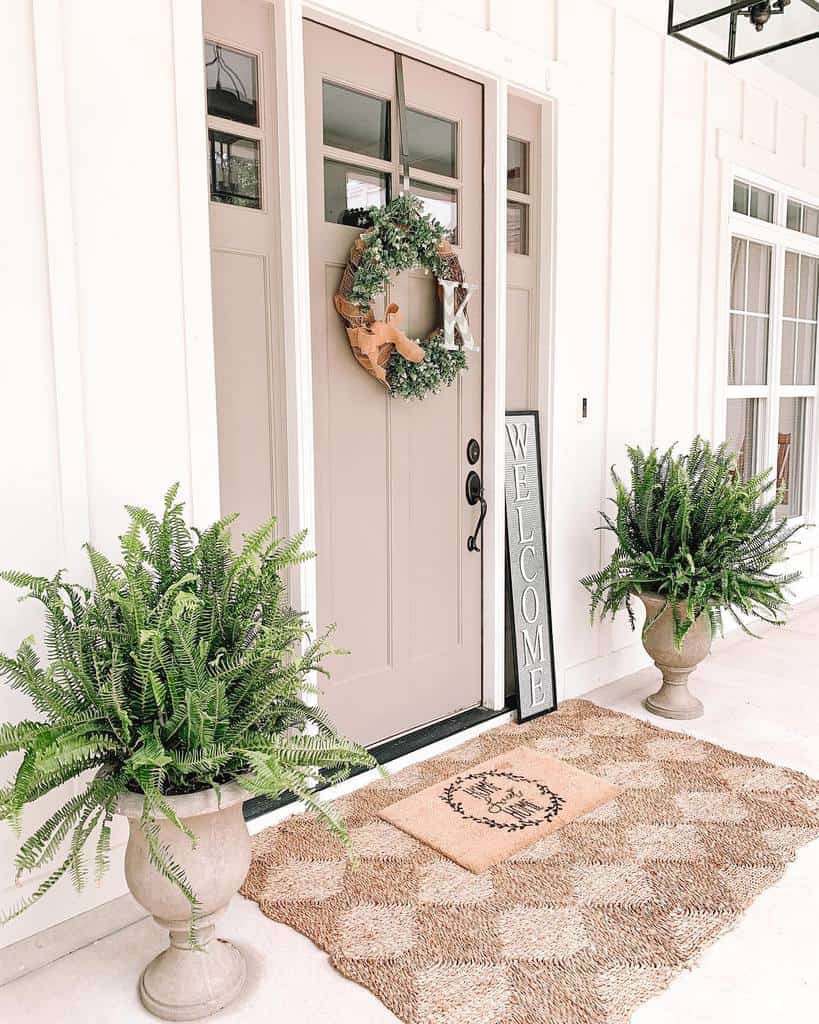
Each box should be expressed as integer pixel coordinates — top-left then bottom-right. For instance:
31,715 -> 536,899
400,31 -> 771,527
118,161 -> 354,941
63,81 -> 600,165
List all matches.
465,470 -> 487,553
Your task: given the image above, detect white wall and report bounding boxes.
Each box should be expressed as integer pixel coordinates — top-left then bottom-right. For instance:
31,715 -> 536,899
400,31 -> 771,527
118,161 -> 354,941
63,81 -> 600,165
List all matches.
0,0 -> 217,949
2,0 -> 819,948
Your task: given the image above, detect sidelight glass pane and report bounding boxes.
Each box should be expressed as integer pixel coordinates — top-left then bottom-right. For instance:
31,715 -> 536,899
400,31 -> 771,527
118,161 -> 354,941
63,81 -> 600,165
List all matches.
410,179 -> 458,242
324,159 -> 389,225
322,82 -> 390,160
407,109 -> 457,178
507,201 -> 529,255
208,130 -> 260,208
787,199 -> 802,232
726,398 -> 763,483
205,42 -> 258,126
806,205 -> 819,238
777,398 -> 808,520
507,138 -> 529,194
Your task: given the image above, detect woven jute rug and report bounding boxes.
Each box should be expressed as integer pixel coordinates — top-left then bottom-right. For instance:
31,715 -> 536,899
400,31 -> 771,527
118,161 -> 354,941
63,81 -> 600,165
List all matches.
242,700 -> 819,1024
379,746 -> 620,872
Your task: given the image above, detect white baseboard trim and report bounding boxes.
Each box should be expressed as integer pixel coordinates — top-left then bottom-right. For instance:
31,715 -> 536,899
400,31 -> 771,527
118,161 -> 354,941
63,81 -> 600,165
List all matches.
0,892 -> 147,988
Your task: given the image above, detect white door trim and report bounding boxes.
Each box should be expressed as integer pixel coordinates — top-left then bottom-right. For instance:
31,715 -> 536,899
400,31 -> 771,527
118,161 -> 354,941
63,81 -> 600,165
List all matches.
270,2 -> 318,657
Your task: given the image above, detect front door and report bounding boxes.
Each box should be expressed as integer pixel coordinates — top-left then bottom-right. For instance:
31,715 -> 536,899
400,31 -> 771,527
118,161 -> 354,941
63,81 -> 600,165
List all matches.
304,21 -> 484,746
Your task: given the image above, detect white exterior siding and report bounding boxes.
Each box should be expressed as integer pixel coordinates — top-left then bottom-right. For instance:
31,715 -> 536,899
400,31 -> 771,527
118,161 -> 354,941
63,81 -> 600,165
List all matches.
2,0 -> 819,945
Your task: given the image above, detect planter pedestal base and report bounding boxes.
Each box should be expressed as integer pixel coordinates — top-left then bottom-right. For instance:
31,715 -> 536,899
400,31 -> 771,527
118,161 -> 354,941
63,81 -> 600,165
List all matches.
638,594 -> 710,721
644,671 -> 704,720
139,917 -> 246,1022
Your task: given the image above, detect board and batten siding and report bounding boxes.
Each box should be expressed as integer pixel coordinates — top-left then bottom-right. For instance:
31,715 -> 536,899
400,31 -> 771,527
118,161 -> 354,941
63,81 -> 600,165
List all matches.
2,0 -> 819,948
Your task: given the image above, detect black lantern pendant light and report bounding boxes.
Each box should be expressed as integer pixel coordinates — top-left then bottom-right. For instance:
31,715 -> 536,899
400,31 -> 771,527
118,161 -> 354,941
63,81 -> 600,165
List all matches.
668,1 -> 819,62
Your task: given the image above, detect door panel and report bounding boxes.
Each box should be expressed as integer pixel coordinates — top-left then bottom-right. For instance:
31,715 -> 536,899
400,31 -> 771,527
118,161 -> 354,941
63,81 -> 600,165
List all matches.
304,21 -> 483,746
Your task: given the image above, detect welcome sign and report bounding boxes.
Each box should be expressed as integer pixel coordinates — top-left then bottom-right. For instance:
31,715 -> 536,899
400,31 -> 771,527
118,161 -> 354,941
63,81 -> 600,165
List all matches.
504,411 -> 557,721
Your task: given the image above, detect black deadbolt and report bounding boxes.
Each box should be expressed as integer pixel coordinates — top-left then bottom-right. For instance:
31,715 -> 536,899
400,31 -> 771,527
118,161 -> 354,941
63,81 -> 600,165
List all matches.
465,470 -> 483,505
466,438 -> 481,465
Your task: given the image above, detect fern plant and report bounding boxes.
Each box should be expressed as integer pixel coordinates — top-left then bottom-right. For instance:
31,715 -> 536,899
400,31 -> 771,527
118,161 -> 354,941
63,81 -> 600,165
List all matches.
580,437 -> 802,649
0,486 -> 377,927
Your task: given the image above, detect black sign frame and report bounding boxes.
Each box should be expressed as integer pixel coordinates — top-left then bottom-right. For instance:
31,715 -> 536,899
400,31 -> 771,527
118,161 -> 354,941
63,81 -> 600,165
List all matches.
504,410 -> 558,722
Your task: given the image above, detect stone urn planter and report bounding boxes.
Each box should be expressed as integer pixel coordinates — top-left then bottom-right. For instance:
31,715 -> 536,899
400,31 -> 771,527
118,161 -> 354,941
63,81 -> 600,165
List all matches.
117,782 -> 252,1022
638,592 -> 712,720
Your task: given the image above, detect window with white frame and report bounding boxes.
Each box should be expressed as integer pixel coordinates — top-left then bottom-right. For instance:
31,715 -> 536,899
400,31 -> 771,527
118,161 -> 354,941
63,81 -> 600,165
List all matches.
726,176 -> 819,521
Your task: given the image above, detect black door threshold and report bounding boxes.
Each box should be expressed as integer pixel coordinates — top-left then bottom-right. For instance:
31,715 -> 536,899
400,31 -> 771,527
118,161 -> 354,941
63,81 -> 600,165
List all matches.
243,702 -> 515,822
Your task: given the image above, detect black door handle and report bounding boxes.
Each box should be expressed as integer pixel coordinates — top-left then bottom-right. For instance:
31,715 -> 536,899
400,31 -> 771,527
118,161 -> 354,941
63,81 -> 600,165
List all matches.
465,470 -> 486,552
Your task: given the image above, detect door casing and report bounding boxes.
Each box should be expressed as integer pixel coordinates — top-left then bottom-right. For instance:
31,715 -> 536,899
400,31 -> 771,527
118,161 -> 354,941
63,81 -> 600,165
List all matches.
186,1 -> 558,727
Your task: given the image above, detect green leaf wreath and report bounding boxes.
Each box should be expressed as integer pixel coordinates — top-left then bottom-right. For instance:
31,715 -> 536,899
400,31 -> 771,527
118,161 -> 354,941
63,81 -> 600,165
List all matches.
580,437 -> 802,649
347,193 -> 467,400
0,486 -> 377,928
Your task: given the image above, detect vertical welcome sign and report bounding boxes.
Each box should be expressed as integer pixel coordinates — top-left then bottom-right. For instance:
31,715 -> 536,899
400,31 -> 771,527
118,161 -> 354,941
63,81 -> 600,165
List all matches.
504,411 -> 557,721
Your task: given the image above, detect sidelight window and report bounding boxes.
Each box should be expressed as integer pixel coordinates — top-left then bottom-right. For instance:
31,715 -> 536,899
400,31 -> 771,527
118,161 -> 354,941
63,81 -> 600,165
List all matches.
506,137 -> 531,255
205,40 -> 263,209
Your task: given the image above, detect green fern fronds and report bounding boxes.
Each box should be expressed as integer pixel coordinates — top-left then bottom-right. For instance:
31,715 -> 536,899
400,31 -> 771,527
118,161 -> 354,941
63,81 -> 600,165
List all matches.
580,436 -> 802,649
0,488 -> 378,937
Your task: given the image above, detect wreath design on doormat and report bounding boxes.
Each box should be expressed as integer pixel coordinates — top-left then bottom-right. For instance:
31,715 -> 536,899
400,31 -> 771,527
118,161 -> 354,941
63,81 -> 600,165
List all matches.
333,194 -> 470,400
440,769 -> 566,832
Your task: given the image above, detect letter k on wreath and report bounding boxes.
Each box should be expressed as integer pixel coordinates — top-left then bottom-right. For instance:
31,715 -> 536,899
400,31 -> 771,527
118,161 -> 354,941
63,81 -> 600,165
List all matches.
333,194 -> 478,400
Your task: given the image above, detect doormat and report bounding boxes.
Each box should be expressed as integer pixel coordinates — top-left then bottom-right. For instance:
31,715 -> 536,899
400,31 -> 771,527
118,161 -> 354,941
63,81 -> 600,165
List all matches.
242,700 -> 819,1024
379,746 -> 620,872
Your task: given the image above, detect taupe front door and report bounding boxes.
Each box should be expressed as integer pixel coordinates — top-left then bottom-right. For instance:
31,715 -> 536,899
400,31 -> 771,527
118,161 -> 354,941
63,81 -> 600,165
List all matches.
304,21 -> 484,746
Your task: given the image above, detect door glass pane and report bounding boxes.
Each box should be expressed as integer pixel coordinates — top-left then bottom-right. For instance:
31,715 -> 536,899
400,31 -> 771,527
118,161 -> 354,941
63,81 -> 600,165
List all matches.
205,43 -> 258,126
410,179 -> 457,242
507,138 -> 529,194
507,201 -> 529,255
777,398 -> 808,520
322,82 -> 390,160
407,109 -> 457,178
726,398 -> 763,483
208,130 -> 261,208
746,241 -> 771,313
796,323 -> 817,384
324,160 -> 389,225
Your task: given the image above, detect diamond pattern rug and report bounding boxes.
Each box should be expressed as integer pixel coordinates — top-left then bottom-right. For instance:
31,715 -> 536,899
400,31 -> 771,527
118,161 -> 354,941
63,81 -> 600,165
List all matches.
242,700 -> 819,1024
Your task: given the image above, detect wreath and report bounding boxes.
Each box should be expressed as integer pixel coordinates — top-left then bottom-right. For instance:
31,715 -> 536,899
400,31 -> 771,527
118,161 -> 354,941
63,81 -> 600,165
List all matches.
333,194 -> 470,400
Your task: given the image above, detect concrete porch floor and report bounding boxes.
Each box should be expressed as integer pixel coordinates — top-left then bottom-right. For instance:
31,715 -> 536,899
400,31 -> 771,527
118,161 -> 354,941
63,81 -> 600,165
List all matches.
1,602 -> 818,1024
